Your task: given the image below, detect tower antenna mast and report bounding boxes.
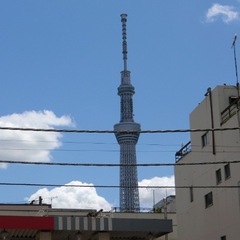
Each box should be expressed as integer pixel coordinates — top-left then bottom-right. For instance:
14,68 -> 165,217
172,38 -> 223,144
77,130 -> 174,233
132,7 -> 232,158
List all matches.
121,13 -> 128,71
232,34 -> 239,95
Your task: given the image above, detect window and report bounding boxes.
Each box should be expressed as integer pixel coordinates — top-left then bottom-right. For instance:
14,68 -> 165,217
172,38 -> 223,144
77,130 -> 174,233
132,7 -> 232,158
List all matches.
216,169 -> 222,184
205,192 -> 213,208
224,164 -> 231,180
190,186 -> 194,202
201,132 -> 209,147
221,236 -> 226,240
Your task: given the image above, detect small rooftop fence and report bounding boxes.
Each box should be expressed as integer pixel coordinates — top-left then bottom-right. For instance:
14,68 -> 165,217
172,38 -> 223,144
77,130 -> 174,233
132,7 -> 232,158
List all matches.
221,96 -> 240,125
175,141 -> 191,162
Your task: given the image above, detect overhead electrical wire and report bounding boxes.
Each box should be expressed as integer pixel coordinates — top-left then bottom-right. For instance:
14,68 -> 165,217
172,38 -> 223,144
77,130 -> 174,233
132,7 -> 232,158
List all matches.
0,126 -> 239,192
0,126 -> 239,133
1,137 -> 238,148
0,138 -> 188,147
0,139 -> 185,149
0,148 -> 240,155
0,159 -> 239,167
0,182 -> 239,189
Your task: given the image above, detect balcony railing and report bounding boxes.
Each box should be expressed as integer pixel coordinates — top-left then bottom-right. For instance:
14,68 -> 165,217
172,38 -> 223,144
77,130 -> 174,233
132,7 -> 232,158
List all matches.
175,141 -> 191,162
221,96 -> 240,125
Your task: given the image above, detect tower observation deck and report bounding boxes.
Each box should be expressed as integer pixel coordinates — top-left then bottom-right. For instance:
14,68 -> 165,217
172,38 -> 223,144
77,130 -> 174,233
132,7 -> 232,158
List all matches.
114,14 -> 141,212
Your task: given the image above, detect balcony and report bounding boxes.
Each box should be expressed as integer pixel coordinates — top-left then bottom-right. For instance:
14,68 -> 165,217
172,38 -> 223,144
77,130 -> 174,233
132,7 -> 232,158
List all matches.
221,96 -> 240,125
175,141 -> 191,162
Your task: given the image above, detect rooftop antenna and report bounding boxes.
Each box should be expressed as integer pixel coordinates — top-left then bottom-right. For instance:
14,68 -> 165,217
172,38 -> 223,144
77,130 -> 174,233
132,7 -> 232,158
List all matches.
231,34 -> 239,96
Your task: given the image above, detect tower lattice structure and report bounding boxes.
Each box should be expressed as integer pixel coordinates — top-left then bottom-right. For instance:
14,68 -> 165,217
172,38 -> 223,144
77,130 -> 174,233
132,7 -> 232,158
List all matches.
114,14 -> 141,212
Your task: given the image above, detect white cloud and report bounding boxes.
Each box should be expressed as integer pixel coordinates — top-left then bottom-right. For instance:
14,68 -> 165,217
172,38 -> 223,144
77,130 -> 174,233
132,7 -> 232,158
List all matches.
26,176 -> 175,211
0,110 -> 73,168
139,176 -> 175,208
205,4 -> 239,23
26,177 -> 174,211
26,181 -> 112,211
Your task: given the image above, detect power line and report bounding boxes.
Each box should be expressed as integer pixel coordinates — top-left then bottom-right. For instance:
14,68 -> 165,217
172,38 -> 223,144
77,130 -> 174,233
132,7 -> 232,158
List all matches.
0,138 -> 239,149
0,182 -> 238,189
0,126 -> 239,133
1,148 -> 240,155
0,139 -> 119,145
0,138 -> 182,147
0,159 -> 239,167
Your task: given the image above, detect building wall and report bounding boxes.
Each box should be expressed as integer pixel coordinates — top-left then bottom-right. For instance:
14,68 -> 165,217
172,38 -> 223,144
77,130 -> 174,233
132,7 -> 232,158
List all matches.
154,196 -> 177,240
175,85 -> 240,240
156,213 -> 177,240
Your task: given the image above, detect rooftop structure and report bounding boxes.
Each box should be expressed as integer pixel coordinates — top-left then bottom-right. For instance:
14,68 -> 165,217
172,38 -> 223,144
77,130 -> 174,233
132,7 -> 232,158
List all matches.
154,195 -> 176,213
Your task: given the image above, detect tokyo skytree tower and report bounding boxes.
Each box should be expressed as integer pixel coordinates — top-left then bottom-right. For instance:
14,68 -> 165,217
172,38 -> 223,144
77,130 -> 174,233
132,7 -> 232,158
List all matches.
114,14 -> 141,212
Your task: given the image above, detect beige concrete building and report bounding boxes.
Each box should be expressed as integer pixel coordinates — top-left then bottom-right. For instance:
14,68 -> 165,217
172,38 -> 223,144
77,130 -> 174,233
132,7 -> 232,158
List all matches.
154,195 -> 177,240
174,85 -> 240,240
0,203 -> 172,240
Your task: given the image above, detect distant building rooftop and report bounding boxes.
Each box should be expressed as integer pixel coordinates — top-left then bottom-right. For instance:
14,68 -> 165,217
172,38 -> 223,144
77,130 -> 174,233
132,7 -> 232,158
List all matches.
0,203 -> 172,240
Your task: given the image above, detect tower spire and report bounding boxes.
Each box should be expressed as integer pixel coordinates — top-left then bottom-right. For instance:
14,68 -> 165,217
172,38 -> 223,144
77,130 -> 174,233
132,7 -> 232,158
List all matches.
114,14 -> 141,212
121,14 -> 128,71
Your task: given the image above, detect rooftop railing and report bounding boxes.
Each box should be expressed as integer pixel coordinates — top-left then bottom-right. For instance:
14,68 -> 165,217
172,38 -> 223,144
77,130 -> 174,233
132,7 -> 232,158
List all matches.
221,96 -> 240,125
175,141 -> 191,162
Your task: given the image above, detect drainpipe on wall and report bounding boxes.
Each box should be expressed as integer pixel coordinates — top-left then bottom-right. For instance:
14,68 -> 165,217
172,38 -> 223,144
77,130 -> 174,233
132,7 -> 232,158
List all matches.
205,87 -> 216,155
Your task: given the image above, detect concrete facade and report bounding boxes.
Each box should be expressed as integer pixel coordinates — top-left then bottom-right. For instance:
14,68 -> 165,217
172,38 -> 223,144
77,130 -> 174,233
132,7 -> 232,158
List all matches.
154,196 -> 177,240
174,85 -> 240,240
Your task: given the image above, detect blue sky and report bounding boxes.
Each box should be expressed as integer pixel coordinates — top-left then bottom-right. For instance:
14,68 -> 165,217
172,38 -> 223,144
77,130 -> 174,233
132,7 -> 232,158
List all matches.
0,0 -> 239,210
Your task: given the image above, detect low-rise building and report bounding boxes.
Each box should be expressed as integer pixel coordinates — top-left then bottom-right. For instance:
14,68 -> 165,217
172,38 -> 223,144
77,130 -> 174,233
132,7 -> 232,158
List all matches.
0,202 -> 172,240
